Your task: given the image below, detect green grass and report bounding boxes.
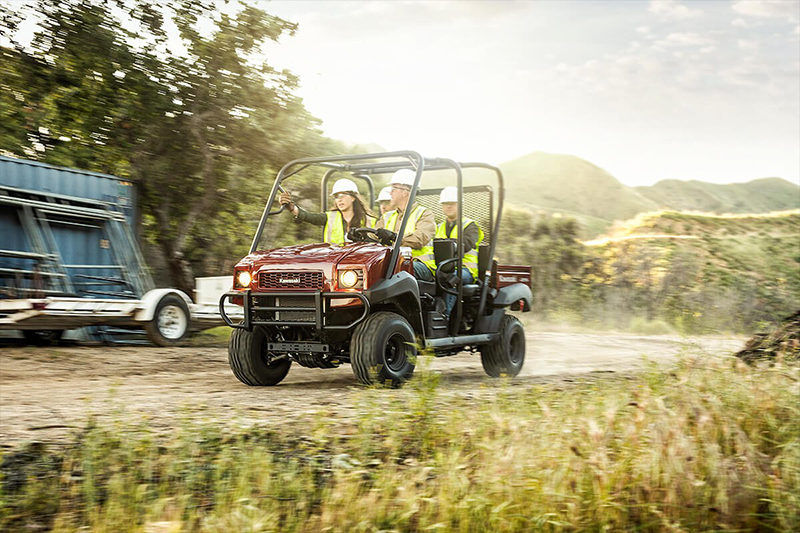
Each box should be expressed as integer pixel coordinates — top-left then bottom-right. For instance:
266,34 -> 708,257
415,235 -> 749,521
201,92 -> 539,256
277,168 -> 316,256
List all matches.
187,327 -> 232,347
1,356 -> 798,532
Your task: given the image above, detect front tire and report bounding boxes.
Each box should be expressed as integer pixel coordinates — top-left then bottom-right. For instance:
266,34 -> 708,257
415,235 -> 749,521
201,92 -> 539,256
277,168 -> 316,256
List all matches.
228,327 -> 291,386
480,314 -> 525,378
351,311 -> 417,387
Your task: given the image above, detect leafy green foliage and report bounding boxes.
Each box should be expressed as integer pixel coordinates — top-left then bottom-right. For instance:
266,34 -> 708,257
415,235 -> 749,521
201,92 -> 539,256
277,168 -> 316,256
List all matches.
0,0 -> 342,292
498,210 -> 800,333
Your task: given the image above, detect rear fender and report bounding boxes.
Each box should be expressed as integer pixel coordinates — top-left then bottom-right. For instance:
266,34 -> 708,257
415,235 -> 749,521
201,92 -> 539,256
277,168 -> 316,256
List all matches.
492,283 -> 532,311
135,289 -> 193,322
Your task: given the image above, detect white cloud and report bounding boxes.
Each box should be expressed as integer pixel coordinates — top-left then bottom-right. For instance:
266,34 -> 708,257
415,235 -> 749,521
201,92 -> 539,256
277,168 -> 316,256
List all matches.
732,1 -> 799,19
659,32 -> 715,47
795,24 -> 800,34
635,25 -> 651,34
737,39 -> 759,51
649,0 -> 703,19
732,17 -> 749,27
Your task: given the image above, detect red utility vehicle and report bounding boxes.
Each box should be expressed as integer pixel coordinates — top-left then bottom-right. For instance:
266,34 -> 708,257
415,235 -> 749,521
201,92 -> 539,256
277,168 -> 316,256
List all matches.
219,152 -> 532,387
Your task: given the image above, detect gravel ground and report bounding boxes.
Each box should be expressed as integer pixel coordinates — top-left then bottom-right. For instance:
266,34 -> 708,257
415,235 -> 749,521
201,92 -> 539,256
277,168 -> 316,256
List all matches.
0,330 -> 745,447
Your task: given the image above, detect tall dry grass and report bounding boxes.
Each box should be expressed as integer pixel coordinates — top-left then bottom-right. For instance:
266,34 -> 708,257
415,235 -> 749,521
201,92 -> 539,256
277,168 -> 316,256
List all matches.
1,355 -> 798,532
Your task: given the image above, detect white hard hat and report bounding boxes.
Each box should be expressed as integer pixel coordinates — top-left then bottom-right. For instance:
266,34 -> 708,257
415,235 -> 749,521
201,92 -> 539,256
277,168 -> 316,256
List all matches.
331,178 -> 359,196
377,186 -> 392,202
389,168 -> 416,188
439,186 -> 458,203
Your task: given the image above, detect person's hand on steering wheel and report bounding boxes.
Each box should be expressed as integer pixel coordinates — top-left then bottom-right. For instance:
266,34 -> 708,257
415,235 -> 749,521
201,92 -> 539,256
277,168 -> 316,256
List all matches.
375,228 -> 397,245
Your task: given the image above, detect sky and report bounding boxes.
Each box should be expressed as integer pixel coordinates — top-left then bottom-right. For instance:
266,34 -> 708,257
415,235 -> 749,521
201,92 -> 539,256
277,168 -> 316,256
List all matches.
255,0 -> 800,186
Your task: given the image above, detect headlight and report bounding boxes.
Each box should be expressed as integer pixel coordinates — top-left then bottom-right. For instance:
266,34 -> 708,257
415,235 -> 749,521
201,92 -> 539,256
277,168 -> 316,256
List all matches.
236,270 -> 252,288
338,269 -> 361,289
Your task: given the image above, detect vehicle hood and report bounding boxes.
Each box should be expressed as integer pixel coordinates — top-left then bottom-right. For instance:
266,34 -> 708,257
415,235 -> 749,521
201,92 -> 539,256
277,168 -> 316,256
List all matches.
237,242 -> 391,290
244,242 -> 387,267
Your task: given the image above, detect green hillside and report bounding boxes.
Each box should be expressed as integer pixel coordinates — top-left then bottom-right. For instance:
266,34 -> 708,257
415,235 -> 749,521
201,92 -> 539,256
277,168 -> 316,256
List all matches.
493,152 -> 799,238
499,152 -> 658,231
635,177 -> 800,213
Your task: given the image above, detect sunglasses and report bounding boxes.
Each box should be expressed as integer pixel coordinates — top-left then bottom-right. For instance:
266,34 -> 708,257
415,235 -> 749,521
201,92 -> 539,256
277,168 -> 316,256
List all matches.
332,192 -> 353,199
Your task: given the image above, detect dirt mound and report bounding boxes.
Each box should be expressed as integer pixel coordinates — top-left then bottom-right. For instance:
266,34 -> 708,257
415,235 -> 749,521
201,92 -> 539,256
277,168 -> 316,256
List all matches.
736,311 -> 800,364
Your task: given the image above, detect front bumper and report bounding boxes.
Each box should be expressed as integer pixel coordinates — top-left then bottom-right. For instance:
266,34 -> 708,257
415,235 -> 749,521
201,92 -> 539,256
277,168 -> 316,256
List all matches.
219,289 -> 370,332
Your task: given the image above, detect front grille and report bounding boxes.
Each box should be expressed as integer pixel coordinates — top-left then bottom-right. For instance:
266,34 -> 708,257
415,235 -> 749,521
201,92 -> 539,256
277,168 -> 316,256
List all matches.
259,271 -> 323,290
275,296 -> 315,322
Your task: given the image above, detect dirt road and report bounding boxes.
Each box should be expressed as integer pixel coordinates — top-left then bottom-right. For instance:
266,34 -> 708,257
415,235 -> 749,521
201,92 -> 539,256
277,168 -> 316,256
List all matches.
0,331 -> 744,447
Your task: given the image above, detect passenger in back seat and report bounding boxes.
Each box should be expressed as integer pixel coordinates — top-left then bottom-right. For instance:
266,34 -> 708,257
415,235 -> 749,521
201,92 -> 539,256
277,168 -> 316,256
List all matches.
435,187 -> 484,317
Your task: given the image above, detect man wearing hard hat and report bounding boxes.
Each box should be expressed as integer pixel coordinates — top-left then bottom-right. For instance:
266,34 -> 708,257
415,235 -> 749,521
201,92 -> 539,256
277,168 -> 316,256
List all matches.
374,169 -> 436,281
436,186 -> 484,316
279,178 -> 378,244
377,186 -> 393,215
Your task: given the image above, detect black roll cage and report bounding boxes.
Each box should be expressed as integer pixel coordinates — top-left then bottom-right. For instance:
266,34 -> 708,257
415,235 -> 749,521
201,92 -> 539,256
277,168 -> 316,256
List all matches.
250,151 -> 505,331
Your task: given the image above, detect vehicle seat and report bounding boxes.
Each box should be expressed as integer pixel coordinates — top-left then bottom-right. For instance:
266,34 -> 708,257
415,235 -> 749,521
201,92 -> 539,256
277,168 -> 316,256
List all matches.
461,245 -> 491,298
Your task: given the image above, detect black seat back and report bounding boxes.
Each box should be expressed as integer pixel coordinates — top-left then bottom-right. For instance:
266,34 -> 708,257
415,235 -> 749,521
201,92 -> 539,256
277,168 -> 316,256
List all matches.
477,244 -> 491,280
433,238 -> 457,266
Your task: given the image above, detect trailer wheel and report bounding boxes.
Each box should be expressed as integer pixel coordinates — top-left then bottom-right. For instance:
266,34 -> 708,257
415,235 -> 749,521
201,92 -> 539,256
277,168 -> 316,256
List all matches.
228,327 -> 291,386
351,311 -> 417,388
145,294 -> 191,346
480,314 -> 525,378
22,330 -> 64,346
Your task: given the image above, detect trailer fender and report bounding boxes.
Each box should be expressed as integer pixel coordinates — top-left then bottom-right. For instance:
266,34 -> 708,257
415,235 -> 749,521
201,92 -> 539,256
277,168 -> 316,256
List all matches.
135,289 -> 194,322
492,283 -> 532,311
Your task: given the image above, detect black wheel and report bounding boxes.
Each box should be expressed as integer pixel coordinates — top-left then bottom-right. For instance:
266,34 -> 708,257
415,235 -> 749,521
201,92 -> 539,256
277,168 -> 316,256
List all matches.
228,326 -> 291,386
351,311 -> 417,387
480,314 -> 525,378
22,330 -> 64,346
145,294 -> 191,346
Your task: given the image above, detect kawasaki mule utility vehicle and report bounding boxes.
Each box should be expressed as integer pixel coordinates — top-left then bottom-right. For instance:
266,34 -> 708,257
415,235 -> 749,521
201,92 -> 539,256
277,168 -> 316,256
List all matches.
219,152 -> 532,387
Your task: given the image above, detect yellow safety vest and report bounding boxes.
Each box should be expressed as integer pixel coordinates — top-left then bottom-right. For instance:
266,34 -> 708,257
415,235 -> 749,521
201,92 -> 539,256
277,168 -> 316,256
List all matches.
435,218 -> 484,279
325,212 -> 378,244
383,205 -> 436,272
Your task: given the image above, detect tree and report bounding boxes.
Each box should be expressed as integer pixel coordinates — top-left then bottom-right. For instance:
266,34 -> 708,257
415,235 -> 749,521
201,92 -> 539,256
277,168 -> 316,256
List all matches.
0,0 -> 335,293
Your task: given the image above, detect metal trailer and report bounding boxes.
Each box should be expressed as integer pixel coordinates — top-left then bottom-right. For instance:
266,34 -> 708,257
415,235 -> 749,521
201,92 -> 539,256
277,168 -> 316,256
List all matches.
0,156 -> 240,344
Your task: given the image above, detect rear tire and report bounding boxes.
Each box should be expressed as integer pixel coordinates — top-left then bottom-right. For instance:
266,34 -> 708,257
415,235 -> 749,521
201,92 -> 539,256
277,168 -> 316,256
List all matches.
228,327 -> 291,386
145,294 -> 191,346
351,311 -> 417,388
22,330 -> 64,346
480,314 -> 525,378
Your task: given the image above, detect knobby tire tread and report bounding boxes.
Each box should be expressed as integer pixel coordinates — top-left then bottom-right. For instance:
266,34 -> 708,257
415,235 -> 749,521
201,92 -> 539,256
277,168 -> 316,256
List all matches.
228,327 -> 290,386
351,311 -> 415,387
480,314 -> 524,378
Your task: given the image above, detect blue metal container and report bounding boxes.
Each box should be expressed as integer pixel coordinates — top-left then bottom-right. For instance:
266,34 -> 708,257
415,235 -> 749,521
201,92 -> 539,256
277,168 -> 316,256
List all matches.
0,156 -> 152,303
0,155 -> 137,228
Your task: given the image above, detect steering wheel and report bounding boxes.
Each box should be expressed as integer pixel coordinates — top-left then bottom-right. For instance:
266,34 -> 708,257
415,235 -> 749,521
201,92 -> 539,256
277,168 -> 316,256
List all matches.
435,257 -> 461,296
348,227 -> 391,245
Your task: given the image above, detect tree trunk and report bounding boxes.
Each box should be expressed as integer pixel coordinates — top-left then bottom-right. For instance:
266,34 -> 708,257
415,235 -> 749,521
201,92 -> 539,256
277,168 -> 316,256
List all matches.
160,239 -> 195,297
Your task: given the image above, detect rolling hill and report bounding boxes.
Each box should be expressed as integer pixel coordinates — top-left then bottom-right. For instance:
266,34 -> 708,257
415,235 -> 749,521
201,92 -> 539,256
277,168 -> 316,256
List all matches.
634,177 -> 800,214
497,152 -> 799,237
